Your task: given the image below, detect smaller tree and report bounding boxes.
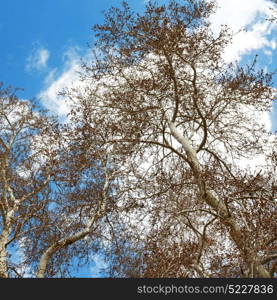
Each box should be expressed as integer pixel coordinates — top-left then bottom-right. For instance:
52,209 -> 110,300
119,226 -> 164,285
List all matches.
0,83 -> 135,278
0,83 -> 60,277
34,133 -> 120,278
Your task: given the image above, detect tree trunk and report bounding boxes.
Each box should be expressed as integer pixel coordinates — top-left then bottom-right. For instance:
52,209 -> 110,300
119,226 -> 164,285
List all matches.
36,225 -> 94,278
0,230 -> 9,278
168,120 -> 270,278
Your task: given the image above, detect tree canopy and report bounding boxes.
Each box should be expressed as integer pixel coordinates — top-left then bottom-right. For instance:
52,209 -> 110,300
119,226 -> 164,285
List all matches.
0,0 -> 276,278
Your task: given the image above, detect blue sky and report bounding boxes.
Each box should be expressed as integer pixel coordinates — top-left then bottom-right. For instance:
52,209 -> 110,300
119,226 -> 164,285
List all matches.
0,0 -> 147,99
1,0 -> 277,277
1,0 -> 276,129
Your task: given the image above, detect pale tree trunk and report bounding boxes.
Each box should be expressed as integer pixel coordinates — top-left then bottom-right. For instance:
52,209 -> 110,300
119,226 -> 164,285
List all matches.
36,165 -> 111,278
0,230 -> 9,278
0,143 -> 51,278
167,119 -> 270,278
0,153 -> 12,278
0,198 -> 22,278
0,205 -> 19,278
36,227 -> 93,278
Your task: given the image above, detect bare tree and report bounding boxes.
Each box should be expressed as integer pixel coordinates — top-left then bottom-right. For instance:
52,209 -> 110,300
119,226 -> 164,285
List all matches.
0,83 -> 60,277
0,83 -> 130,278
65,0 -> 277,278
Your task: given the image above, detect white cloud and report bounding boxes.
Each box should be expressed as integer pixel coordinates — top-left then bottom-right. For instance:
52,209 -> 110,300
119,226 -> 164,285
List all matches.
11,237 -> 34,277
210,0 -> 277,62
89,254 -> 108,277
209,0 -> 277,135
38,47 -> 84,117
38,0 -> 277,125
223,21 -> 276,62
211,0 -> 270,32
26,46 -> 50,72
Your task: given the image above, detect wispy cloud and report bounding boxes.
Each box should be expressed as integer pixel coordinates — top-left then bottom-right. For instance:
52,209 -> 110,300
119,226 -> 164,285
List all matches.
38,0 -> 277,121
25,45 -> 50,72
38,46 -> 85,118
89,254 -> 108,277
209,0 -> 277,134
210,0 -> 277,62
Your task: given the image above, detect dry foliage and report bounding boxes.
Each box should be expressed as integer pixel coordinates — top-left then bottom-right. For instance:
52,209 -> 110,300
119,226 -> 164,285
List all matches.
1,0 -> 277,278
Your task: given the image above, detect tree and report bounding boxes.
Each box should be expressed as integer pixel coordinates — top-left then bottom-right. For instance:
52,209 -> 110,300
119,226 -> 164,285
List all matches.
0,83 -> 129,278
34,115 -> 136,278
0,83 -> 60,277
65,0 -> 277,277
